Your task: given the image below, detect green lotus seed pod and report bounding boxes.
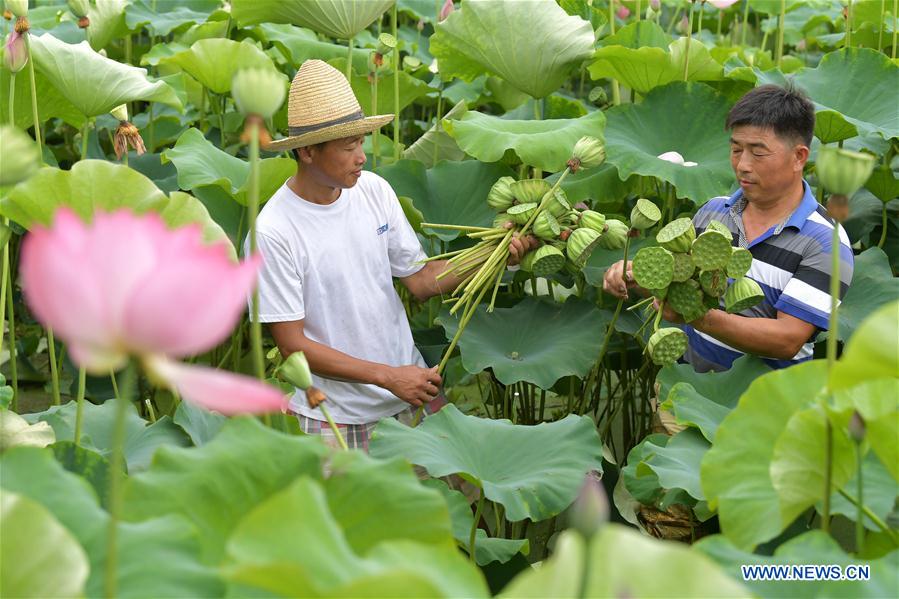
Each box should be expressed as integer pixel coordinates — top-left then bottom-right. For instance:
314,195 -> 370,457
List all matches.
705,219 -> 733,242
487,176 -> 516,211
671,252 -> 695,283
376,32 -> 397,56
232,68 -> 287,118
532,245 -> 566,276
67,0 -> 89,17
692,231 -> 732,271
7,0 -> 28,17
568,136 -> 606,171
533,211 -> 561,241
632,246 -> 675,290
816,146 -> 877,197
109,104 -> 128,122
0,125 -> 39,187
656,217 -> 696,253
727,247 -> 753,279
566,227 -> 602,268
519,250 -> 536,272
578,210 -> 607,234
545,188 -> 571,218
647,328 -> 688,366
630,198 -> 662,231
667,279 -> 703,320
699,270 -> 728,298
650,287 -> 668,300
597,219 -> 628,250
493,212 -> 512,228
278,351 -> 313,390
703,293 -> 721,311
507,202 -> 538,225
725,277 -> 765,314
510,178 -> 551,205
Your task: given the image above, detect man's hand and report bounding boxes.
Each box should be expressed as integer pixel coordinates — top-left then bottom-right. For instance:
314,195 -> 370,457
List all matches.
507,229 -> 539,266
603,260 -> 639,299
652,298 -> 688,324
380,365 -> 442,407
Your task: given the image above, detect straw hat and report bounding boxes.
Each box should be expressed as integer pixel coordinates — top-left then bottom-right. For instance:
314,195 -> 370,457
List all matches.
266,60 -> 394,152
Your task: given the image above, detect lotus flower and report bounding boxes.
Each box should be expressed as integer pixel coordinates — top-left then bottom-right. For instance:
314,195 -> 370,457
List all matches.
708,0 -> 740,8
439,0 -> 454,22
657,151 -> 698,167
3,29 -> 27,73
650,0 -> 661,9
616,4 -> 630,20
21,208 -> 286,415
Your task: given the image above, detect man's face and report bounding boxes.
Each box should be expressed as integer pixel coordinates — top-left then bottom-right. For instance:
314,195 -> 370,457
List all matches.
729,125 -> 806,203
306,135 -> 367,188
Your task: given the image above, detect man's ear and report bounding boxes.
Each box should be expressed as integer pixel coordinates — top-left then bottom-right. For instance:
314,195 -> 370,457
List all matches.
297,146 -> 315,165
794,143 -> 810,172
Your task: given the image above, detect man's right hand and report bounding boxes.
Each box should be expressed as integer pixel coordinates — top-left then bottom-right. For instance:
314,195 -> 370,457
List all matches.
380,365 -> 442,407
603,260 -> 639,299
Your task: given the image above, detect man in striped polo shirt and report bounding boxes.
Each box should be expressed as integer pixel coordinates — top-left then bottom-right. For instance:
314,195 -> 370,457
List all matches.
604,84 -> 853,371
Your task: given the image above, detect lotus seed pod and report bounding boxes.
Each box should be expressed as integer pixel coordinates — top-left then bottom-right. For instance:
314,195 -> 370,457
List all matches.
66,0 -> 89,18
816,146 -> 877,197
507,202 -> 538,225
648,286 -> 668,300
533,211 -> 561,241
0,125 -> 39,186
692,231 -> 732,271
487,176 -> 516,211
667,279 -> 703,320
3,30 -> 27,73
699,270 -> 728,298
232,68 -> 286,118
510,178 -> 551,205
727,247 -> 753,279
278,351 -> 313,390
376,32 -> 397,56
647,327 -> 689,366
519,250 -> 536,272
703,293 -> 721,311
545,188 -> 571,218
7,0 -> 28,17
597,219 -> 628,250
109,103 -> 128,122
671,252 -> 695,283
705,219 -> 733,242
629,198 -> 661,231
656,217 -> 696,253
578,210 -> 607,234
567,136 -> 606,172
725,277 -> 765,314
566,227 -> 602,267
632,246 -> 675,290
532,245 -> 566,276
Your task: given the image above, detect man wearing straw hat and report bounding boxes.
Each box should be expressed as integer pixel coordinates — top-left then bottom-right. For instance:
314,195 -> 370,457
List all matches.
248,60 -> 534,450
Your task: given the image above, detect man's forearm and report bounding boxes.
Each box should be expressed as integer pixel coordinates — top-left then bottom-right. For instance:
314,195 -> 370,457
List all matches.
691,310 -> 801,360
412,260 -> 466,301
278,336 -> 390,387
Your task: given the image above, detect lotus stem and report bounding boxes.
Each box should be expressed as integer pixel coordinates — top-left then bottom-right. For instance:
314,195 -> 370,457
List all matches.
627,295 -> 655,312
826,210 -> 841,369
24,33 -> 43,160
740,0 -> 750,46
319,404 -> 348,450
47,328 -> 61,405
392,3 -> 400,160
855,441 -> 864,553
5,263 -> 18,409
717,11 -> 724,37
878,0 -> 885,51
698,1 -> 705,37
822,416 -> 833,534
846,0 -> 853,48
0,233 -> 7,361
666,6 -> 684,34
247,120 -> 265,381
837,488 -> 899,544
593,233 -> 633,368
421,223 -> 491,232
8,72 -> 14,125
893,0 -> 897,59
609,0 -> 621,105
776,0 -> 785,66
346,37 -> 353,81
878,203 -> 889,248
73,367 -> 86,447
469,489 -> 485,562
636,0 -> 642,22
683,1 -> 696,81
81,118 -> 90,160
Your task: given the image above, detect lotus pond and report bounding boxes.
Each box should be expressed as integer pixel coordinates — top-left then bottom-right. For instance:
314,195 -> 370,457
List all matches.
1,0 -> 898,598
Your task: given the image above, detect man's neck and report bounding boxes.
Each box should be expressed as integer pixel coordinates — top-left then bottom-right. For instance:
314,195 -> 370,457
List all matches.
287,172 -> 341,205
742,179 -> 805,226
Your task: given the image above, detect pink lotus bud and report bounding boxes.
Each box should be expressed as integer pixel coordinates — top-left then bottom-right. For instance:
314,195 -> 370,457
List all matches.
3,30 -> 27,73
677,16 -> 690,34
796,39 -> 807,52
616,5 -> 630,20
708,0 -> 740,8
438,0 -> 454,22
650,0 -> 661,9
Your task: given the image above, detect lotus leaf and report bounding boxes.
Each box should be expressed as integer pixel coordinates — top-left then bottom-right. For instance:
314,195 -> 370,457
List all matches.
820,452 -> 898,532
603,82 -> 734,203
157,38 -> 284,94
231,0 -> 394,40
660,383 -> 732,443
436,297 -> 608,389
254,23 -> 369,72
0,491 -> 88,599
172,399 -> 226,446
403,100 -> 468,167
865,165 -> 899,204
0,64 -> 85,129
622,433 -> 670,505
443,110 -> 606,173
598,20 -> 670,49
636,428 -> 709,501
328,57 -> 432,115
831,379 -> 899,483
429,0 -> 595,99
500,527 -> 749,598
830,300 -> 899,392
0,410 -> 55,451
836,247 -> 899,343
658,354 -> 772,411
28,34 -> 182,117
49,442 -> 112,509
549,161 -> 635,205
377,159 -> 514,241
370,404 -> 603,522
125,0 -> 213,37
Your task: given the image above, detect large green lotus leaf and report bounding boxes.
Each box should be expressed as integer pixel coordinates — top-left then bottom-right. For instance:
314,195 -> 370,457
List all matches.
696,530 -> 899,599
160,191 -> 235,255
0,447 -> 224,597
125,0 -> 213,37
548,161 -> 635,206
659,354 -> 772,411
158,38 -> 285,95
23,400 -> 190,474
0,63 -> 85,129
0,409 -> 55,451
831,300 -> 899,391
831,380 -> 899,483
328,57 -> 432,114
122,417 -> 327,563
232,0 -> 393,40
820,452 -> 898,532
637,428 -> 709,501
50,441 -> 112,509
836,247 -> 899,343
28,34 -> 182,117
500,527 -> 749,598
701,360 -> 829,550
253,23 -> 369,71
437,297 -> 608,389
370,404 -> 603,522
589,36 -> 723,95
603,82 -> 734,203
422,479 -> 529,565
814,109 -> 860,144
660,383 -> 732,442
598,20 -> 670,49
86,0 -> 130,51
162,128 -> 296,207
865,165 -> 899,204
376,159 -> 514,242
0,491 -> 88,599
403,100 -> 468,168
622,433 -> 670,506
223,477 -> 489,598
429,0 -> 595,99
793,48 -> 899,140
172,399 -> 226,446
442,110 -> 606,172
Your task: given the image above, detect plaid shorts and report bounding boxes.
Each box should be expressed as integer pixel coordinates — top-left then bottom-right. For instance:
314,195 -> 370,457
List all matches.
296,395 -> 446,452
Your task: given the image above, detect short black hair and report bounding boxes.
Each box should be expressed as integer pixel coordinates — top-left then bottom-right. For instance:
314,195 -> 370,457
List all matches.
291,141 -> 327,161
725,84 -> 815,147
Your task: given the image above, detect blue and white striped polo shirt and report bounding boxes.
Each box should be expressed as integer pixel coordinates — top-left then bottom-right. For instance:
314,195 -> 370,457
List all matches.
683,181 -> 854,372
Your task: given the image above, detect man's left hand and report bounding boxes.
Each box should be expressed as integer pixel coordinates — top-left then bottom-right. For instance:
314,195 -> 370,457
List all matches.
507,232 -> 540,266
653,298 -> 684,324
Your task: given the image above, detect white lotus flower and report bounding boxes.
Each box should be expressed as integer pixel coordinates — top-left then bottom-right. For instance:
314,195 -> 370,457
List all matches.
657,151 -> 698,167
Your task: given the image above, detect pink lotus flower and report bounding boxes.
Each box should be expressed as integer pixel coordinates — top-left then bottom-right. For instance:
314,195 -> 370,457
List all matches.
21,208 -> 286,415
438,0 -> 454,22
616,4 -> 630,20
3,30 -> 27,73
708,0 -> 740,9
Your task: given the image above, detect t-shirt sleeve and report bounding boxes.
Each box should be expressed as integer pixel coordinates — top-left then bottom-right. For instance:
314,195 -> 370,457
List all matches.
382,181 -> 427,278
247,231 -> 306,322
774,226 -> 853,330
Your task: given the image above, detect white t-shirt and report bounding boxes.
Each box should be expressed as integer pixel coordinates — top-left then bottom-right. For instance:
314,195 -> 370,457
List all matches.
245,171 -> 429,424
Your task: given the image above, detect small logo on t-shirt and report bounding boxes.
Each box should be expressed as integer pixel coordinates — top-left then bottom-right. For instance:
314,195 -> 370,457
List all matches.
376,223 -> 389,235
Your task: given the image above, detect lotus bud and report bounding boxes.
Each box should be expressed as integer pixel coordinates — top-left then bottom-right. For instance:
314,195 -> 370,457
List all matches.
816,146 -> 876,197
278,351 -> 313,390
306,386 -> 327,409
656,217 -> 696,253
650,0 -> 661,9
597,218 -> 628,250
616,5 -> 630,20
560,228 -> 572,241
630,198 -> 661,231
566,227 -> 602,267
567,136 -> 606,173
545,188 -> 571,218
578,210 -> 606,234
232,68 -> 286,119
571,474 -> 609,539
510,178 -> 551,205
3,30 -> 27,73
0,125 -> 39,186
113,120 -> 147,160
848,410 -> 865,444
67,0 -> 89,17
487,176 -> 516,211
6,0 -> 27,18
724,277 -> 764,314
109,103 -> 128,122
574,201 -> 590,211
403,55 -> 421,70
438,0 -> 454,22
647,327 -> 688,366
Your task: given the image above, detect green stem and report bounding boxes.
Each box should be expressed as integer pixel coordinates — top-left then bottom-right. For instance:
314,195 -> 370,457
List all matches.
392,3 -> 400,160
855,442 -> 864,553
81,118 -> 90,160
846,0 -> 853,48
73,367 -> 86,447
372,63 -> 379,168
609,0 -> 621,105
636,0 -> 642,22
776,0 -> 785,67
24,33 -> 44,160
345,37 -> 354,81
319,404 -> 348,450
837,488 -> 899,544
5,262 -> 17,409
577,536 -> 591,599
247,121 -> 265,381
893,0 -> 897,59
0,232 -> 6,361
878,203 -> 889,248
8,72 -> 14,125
593,234 -> 633,368
47,328 -> 61,405
698,1 -> 705,37
878,0 -> 885,51
683,1 -> 696,81
741,0 -> 750,46
469,490 -> 485,562
822,417 -> 833,533
666,6 -> 684,34
826,209 -> 841,369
